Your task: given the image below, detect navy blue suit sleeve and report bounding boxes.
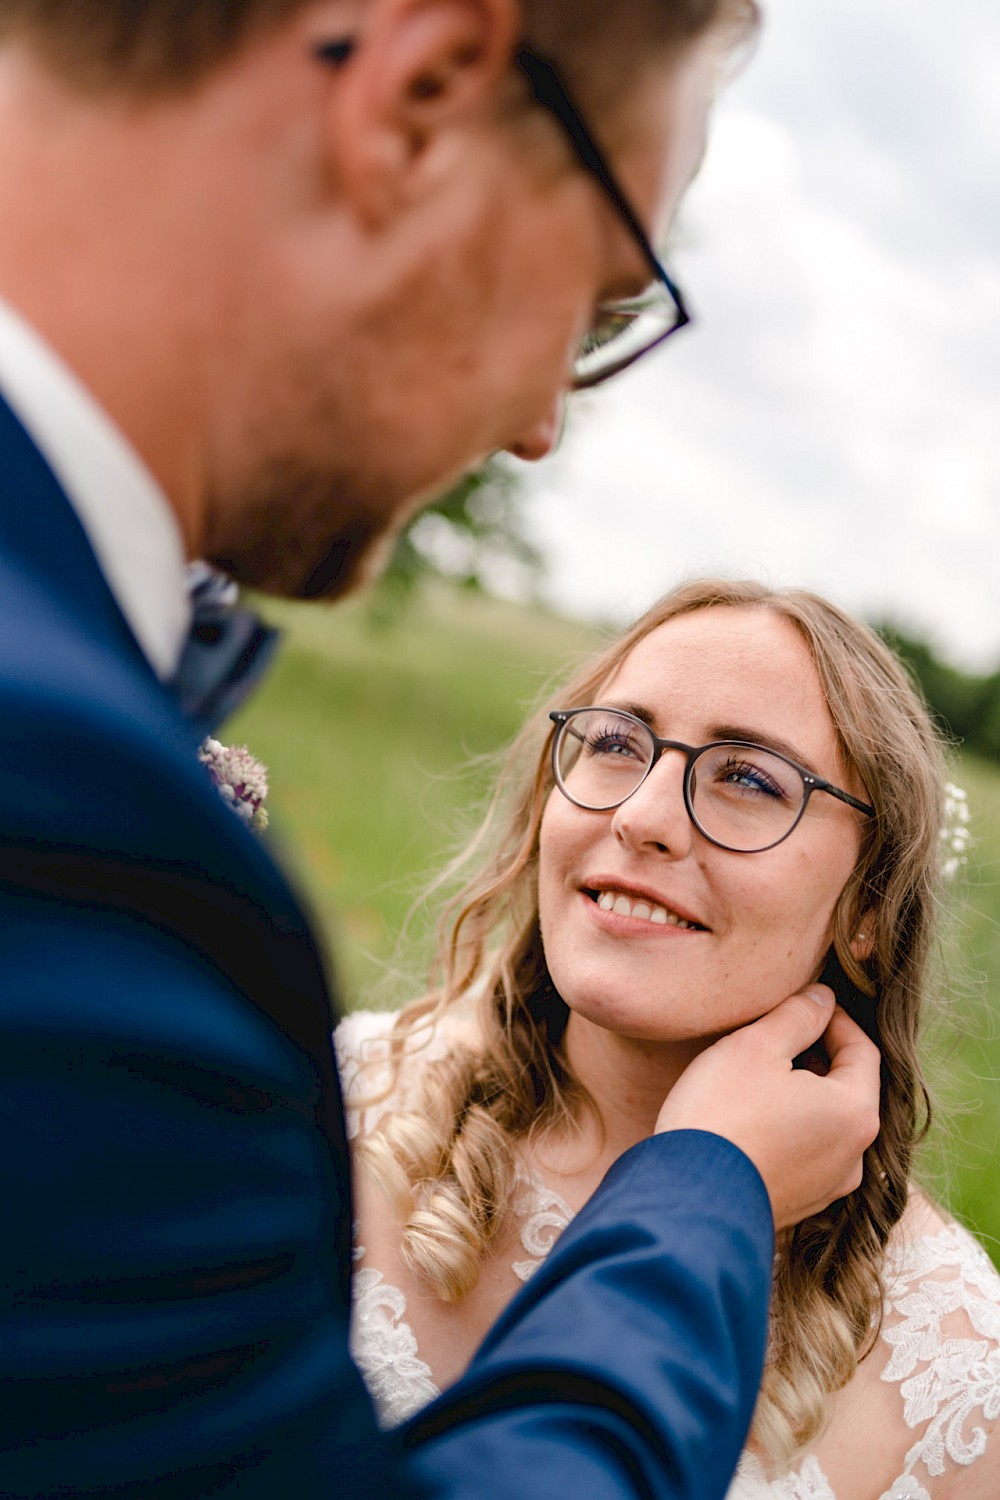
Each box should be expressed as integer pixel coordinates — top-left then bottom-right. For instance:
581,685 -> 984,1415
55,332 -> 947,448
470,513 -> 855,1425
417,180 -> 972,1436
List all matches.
0,893 -> 771,1500
401,1134 -> 774,1500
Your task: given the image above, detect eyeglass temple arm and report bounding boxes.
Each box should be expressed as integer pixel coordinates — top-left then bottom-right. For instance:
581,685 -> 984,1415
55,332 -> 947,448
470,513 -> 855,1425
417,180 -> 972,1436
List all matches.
314,40 -> 688,325
807,776 -> 875,819
514,49 -> 688,320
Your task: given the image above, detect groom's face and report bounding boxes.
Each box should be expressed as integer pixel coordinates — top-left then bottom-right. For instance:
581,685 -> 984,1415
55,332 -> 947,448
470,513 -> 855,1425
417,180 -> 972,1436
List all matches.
203,38 -> 717,599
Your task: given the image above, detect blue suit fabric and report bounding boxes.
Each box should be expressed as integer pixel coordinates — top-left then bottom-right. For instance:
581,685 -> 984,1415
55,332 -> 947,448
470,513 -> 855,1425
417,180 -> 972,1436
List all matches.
0,393 -> 774,1498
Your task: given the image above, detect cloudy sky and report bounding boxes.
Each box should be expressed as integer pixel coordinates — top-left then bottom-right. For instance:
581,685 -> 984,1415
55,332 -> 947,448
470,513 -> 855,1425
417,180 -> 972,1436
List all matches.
521,0 -> 1000,669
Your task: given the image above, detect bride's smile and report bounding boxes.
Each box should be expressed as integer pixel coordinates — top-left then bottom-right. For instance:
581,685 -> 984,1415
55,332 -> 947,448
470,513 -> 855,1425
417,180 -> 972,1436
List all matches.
538,605 -> 870,1048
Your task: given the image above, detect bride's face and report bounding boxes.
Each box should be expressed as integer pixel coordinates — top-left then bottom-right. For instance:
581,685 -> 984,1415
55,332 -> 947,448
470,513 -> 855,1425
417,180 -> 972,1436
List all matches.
537,606 -> 869,1044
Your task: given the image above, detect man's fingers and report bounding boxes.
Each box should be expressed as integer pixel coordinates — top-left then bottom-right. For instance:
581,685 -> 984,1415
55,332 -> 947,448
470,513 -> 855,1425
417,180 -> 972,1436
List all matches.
743,983 -> 835,1060
823,1004 -> 883,1149
824,1003 -> 882,1076
659,984 -> 883,1227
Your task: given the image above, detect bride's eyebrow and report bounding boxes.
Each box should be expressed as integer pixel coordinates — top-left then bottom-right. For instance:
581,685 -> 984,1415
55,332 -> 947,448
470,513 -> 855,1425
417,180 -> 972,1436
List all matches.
605,702 -> 820,774
605,700 -> 656,727
709,723 -> 815,770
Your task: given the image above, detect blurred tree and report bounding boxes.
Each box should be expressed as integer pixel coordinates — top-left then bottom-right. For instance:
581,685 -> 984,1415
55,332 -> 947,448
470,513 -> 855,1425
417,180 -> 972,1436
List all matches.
876,622 -> 1000,760
367,459 -> 543,625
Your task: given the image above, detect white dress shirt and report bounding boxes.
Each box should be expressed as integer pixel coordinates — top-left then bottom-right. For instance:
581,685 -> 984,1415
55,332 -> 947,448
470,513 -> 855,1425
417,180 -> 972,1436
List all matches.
0,296 -> 190,680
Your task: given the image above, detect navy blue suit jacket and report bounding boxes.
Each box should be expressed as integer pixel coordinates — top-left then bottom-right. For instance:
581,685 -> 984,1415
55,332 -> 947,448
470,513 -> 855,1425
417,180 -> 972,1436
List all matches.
0,394 -> 774,1498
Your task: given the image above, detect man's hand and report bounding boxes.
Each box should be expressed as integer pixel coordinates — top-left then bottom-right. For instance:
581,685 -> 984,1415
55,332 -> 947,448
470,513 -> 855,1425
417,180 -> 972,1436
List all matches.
656,987 -> 881,1230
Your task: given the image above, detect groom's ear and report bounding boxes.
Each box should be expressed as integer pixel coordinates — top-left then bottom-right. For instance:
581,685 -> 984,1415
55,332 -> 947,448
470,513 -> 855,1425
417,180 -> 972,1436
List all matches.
321,0 -> 520,229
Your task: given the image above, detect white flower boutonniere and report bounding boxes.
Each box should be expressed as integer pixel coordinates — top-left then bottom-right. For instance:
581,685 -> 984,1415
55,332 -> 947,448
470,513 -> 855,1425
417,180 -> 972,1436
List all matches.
198,738 -> 269,832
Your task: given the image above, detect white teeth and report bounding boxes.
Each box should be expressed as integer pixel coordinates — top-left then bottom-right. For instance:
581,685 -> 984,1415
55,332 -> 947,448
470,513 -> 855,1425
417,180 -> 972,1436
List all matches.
594,890 -> 695,928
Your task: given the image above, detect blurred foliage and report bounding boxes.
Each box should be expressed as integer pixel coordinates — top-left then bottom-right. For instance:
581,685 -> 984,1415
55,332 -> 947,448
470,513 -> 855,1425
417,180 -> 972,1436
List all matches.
877,622 -> 1000,761
919,751 -> 1000,1261
367,460 -> 543,625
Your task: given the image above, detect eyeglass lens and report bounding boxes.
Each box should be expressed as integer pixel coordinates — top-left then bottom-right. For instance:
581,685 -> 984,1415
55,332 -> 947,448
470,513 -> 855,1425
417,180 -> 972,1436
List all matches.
574,286 -> 687,389
553,709 -> 810,852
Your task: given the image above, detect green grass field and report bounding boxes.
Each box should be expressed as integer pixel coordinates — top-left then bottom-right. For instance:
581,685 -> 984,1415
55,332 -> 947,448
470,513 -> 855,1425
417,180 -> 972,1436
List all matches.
229,582 -> 603,999
228,583 -> 1000,1261
921,753 -> 1000,1259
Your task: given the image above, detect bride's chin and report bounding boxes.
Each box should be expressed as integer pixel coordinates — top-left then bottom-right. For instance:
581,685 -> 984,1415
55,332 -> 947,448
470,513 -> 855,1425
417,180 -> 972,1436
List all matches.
563,1002 -> 714,1053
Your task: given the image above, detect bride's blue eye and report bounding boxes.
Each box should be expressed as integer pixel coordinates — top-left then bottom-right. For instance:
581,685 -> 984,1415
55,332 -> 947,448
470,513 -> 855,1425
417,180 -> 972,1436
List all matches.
584,724 -> 645,760
716,757 -> 787,801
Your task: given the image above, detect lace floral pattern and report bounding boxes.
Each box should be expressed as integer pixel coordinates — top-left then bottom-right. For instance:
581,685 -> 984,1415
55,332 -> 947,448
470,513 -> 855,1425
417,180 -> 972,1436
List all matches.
726,1220 -> 1000,1500
511,1173 -> 574,1283
350,1252 -> 441,1427
731,1454 -> 834,1500
337,1012 -> 1000,1495
335,1008 -> 427,1140
878,1226 -> 1000,1492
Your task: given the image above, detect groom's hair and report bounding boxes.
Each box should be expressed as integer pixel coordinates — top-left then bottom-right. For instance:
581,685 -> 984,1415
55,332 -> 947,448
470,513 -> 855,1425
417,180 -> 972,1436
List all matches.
0,0 -> 755,100
0,1 -> 307,90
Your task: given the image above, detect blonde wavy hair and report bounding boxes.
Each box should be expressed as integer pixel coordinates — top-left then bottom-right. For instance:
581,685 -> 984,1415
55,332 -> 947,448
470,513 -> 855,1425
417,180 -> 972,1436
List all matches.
361,577 -> 950,1468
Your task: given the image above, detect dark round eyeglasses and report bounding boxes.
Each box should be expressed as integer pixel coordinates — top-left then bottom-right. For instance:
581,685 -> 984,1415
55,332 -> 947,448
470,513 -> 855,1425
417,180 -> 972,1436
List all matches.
314,40 -> 690,390
549,707 -> 875,854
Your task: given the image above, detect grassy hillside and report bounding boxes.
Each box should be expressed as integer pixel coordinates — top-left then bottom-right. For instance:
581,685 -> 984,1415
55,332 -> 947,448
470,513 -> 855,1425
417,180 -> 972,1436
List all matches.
227,583 -> 1000,1260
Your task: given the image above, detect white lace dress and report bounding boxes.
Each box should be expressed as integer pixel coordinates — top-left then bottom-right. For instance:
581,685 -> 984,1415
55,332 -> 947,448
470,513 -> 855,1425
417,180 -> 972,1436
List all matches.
336,1010 -> 1000,1500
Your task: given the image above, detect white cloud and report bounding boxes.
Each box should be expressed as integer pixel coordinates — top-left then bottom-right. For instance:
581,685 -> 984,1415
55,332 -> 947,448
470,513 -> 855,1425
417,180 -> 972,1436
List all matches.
522,1 -> 1000,669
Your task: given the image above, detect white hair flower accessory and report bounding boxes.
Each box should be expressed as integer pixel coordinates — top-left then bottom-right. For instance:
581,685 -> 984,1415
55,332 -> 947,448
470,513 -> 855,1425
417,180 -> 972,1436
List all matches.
940,781 -> 971,880
198,738 -> 269,832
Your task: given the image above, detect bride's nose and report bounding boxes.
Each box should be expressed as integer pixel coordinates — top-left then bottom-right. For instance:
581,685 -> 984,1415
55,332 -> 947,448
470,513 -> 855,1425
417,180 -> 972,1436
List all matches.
610,751 -> 694,858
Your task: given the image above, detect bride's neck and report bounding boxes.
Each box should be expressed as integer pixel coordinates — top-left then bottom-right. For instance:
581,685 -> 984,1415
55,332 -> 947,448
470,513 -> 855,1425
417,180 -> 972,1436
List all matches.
534,1013 -> 709,1182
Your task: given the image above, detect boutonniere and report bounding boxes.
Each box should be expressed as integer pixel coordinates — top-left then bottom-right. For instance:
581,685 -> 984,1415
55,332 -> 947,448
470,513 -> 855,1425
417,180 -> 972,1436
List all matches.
198,738 -> 269,832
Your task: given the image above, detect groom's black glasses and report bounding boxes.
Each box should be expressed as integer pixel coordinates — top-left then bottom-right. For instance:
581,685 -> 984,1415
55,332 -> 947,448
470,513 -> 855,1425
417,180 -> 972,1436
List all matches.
550,707 -> 875,854
314,39 -> 691,389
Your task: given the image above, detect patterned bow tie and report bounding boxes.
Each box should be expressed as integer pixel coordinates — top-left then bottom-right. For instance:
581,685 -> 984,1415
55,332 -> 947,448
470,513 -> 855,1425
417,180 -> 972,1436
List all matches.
171,562 -> 280,734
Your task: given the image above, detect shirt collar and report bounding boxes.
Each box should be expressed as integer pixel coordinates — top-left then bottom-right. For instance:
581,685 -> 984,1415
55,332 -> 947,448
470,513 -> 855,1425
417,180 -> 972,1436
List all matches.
0,296 -> 190,680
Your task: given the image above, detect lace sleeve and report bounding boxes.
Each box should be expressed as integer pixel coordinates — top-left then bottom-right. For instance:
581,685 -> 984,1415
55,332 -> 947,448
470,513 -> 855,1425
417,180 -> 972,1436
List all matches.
874,1216 -> 1000,1498
727,1212 -> 1000,1500
334,1009 -> 447,1427
333,1008 -> 406,1141
334,1004 -> 482,1142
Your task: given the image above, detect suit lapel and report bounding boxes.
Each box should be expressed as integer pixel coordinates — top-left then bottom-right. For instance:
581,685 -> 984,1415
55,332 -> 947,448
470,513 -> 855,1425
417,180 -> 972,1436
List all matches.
0,397 -> 350,1288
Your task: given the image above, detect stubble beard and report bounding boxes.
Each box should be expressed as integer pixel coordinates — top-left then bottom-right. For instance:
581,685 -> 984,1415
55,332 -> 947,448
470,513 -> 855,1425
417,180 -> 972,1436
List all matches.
202,454 -> 405,602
